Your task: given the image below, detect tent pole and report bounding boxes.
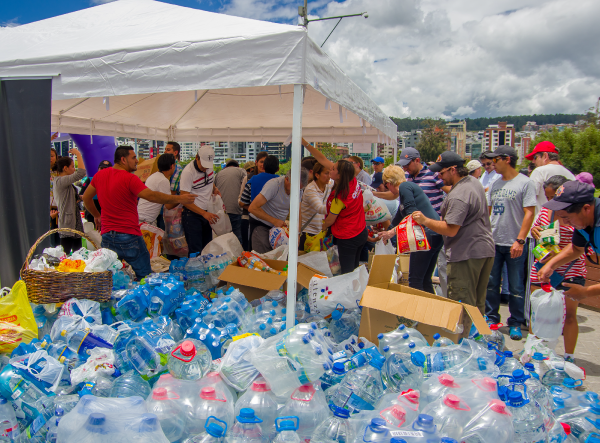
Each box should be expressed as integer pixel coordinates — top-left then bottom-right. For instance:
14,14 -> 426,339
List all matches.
286,84 -> 304,330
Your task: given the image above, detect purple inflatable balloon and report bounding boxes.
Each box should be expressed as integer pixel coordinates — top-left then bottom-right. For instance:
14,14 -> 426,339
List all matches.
69,134 -> 116,178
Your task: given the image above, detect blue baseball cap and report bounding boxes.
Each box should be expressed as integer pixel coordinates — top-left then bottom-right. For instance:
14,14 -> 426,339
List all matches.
543,180 -> 595,211
371,157 -> 385,163
396,148 -> 420,166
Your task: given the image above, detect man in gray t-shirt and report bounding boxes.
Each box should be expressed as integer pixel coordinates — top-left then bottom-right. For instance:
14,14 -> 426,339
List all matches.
412,152 -> 495,338
249,169 -> 308,253
484,146 -> 536,341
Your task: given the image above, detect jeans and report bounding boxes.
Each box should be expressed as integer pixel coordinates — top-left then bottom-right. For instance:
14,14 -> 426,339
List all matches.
101,232 -> 151,280
334,228 -> 368,275
485,244 -> 528,327
228,214 -> 243,246
409,229 -> 443,294
241,216 -> 250,251
182,209 -> 213,256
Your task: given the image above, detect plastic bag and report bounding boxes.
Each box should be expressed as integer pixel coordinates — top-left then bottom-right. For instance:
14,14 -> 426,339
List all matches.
59,299 -> 102,325
297,251 -> 334,278
255,245 -> 289,261
304,230 -> 334,252
362,188 -> 392,225
70,347 -> 116,385
0,281 -> 38,353
530,288 -> 566,340
374,239 -> 395,256
207,194 -> 232,237
140,223 -> 165,259
219,335 -> 263,391
307,265 -> 369,316
162,205 -> 189,257
10,350 -> 65,393
84,248 -> 119,272
202,232 -> 243,260
396,215 -> 431,254
269,226 -> 289,249
326,245 -> 341,276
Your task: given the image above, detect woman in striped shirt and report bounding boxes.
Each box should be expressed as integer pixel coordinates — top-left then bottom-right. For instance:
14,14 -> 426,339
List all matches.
299,162 -> 333,250
530,175 -> 586,362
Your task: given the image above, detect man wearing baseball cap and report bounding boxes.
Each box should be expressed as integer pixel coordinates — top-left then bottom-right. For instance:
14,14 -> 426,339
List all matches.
526,141 -> 575,211
370,157 -> 386,191
484,146 -> 537,340
538,181 -> 599,301
412,151 -> 495,337
180,145 -> 222,254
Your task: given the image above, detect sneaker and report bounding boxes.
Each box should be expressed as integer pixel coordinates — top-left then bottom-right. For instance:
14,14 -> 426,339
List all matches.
565,356 -> 576,364
509,326 -> 522,341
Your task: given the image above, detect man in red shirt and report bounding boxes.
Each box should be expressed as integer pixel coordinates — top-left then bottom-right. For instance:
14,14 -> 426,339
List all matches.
83,146 -> 195,279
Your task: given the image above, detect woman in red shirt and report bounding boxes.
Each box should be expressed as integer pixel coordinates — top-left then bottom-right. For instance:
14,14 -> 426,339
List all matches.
530,175 -> 586,363
303,140 -> 367,274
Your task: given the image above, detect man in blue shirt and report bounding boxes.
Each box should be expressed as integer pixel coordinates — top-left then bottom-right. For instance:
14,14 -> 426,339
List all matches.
370,156 -> 385,191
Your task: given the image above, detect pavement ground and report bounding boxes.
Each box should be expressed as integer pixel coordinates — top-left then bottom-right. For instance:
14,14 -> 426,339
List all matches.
499,304 -> 600,394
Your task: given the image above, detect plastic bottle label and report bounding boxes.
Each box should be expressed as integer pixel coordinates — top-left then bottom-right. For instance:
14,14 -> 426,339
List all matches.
346,393 -> 374,411
389,430 -> 424,437
26,413 -> 47,438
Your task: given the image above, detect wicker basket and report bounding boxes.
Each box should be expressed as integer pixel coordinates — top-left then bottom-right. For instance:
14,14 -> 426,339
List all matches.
20,228 -> 112,304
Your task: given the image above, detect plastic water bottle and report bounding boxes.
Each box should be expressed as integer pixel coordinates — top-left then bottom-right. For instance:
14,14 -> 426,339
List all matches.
543,362 -> 570,387
44,406 -> 64,443
420,394 -> 473,440
110,370 -> 151,398
380,352 -> 425,393
127,413 -> 167,442
310,406 -> 354,443
354,418 -> 391,443
531,352 -> 551,380
198,372 -> 238,405
0,397 -> 20,440
487,324 -> 506,351
274,417 -> 301,443
320,362 -> 347,391
377,390 -> 421,428
186,253 -> 206,292
498,351 -> 524,376
506,391 -> 547,443
460,399 -> 515,443
408,414 -> 440,440
432,333 -> 454,348
229,408 -> 263,443
186,416 -> 228,443
145,387 -> 186,442
191,387 -> 235,436
235,380 -> 278,439
329,307 -> 359,344
330,351 -> 385,412
167,339 -> 212,380
420,373 -> 463,404
185,318 -> 231,360
279,384 -> 330,442
61,328 -> 113,356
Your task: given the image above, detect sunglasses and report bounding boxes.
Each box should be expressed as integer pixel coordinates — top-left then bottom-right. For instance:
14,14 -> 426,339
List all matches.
372,162 -> 382,165
492,156 -> 509,163
482,162 -> 493,167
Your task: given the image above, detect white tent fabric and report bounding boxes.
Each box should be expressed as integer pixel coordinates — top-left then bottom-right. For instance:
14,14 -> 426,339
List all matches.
0,0 -> 396,143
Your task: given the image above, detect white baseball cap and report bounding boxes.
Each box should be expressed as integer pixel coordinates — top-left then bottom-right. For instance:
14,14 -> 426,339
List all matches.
466,159 -> 482,173
197,145 -> 215,169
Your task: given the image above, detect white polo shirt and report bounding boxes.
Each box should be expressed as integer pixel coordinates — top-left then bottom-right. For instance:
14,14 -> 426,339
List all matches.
180,161 -> 214,210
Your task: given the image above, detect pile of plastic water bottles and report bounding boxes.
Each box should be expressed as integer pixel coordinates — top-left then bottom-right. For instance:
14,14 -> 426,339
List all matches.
2,263 -> 600,443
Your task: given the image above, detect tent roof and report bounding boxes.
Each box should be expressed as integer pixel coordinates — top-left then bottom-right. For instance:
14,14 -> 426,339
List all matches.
0,0 -> 396,143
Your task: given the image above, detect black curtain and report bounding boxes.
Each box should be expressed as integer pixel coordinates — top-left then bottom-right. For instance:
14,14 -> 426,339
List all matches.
0,79 -> 52,287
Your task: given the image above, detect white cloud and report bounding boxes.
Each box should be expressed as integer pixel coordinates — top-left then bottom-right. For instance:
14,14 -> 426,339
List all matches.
0,18 -> 21,28
219,0 -> 600,118
90,0 -> 119,5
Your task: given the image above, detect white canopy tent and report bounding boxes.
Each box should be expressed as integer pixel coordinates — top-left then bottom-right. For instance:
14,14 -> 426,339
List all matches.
0,0 -> 396,326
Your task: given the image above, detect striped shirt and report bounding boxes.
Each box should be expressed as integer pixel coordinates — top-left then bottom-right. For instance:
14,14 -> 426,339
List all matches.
529,208 -> 586,283
180,161 -> 214,210
406,164 -> 445,215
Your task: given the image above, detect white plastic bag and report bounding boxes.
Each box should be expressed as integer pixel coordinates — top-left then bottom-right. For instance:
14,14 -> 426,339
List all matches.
308,265 -> 369,316
297,251 -> 334,278
269,226 -> 289,249
84,248 -> 119,272
255,245 -> 289,261
207,195 -> 232,236
70,347 -> 116,385
362,188 -> 392,226
374,239 -> 395,256
201,232 -> 243,259
10,350 -> 65,393
530,288 -> 566,340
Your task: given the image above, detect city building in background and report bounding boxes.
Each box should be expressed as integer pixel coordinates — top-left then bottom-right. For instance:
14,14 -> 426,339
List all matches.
446,120 -> 467,157
403,129 -> 421,148
482,122 -> 515,151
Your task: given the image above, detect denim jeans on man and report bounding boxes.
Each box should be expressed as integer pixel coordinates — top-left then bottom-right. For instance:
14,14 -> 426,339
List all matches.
101,232 -> 152,280
228,213 -> 243,246
182,208 -> 213,256
409,228 -> 443,294
485,244 -> 528,327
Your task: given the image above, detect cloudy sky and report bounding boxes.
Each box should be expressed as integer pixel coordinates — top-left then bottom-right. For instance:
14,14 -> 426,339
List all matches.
2,0 -> 599,118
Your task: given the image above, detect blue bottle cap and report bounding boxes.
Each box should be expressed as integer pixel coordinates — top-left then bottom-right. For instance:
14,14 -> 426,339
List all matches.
272,301 -> 278,307
206,423 -> 225,437
524,363 -> 535,371
369,418 -> 387,432
238,408 -> 263,423
433,333 -> 441,340
532,352 -> 544,360
411,351 -> 426,367
88,413 -> 106,426
398,324 -> 406,331
332,362 -> 345,374
440,439 -> 458,443
408,342 -> 416,349
331,406 -> 350,419
413,414 -> 435,432
358,342 -> 365,349
402,333 -> 409,340
503,351 -> 513,358
512,369 -> 527,382
0,398 -> 6,405
270,328 -> 277,335
390,439 -> 408,443
383,346 -> 390,352
259,324 -> 266,330
586,434 -> 600,443
508,391 -> 525,407
377,333 -> 384,340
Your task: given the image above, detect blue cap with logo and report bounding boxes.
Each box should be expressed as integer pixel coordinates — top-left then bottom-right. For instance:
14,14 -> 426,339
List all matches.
543,180 -> 595,211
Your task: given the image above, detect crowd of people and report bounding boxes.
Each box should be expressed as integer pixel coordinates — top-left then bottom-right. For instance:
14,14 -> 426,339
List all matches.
50,138 -> 600,362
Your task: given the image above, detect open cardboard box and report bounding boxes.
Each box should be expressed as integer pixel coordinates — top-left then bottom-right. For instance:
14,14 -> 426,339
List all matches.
219,258 -> 324,301
359,255 -> 491,344
134,156 -> 160,183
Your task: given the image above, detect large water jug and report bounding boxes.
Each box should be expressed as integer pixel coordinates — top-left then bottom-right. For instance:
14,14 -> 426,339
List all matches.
185,416 -> 227,443
110,370 -> 151,398
145,387 -> 186,442
229,408 -> 263,443
460,399 -> 514,443
420,394 -> 473,440
420,373 -> 463,404
186,253 -> 207,293
167,339 -> 212,380
311,406 -> 354,443
543,362 -> 570,387
330,352 -> 385,412
380,352 -> 424,393
506,391 -> 547,443
279,383 -> 330,442
0,397 -> 19,440
273,416 -> 301,443
190,387 -> 235,436
235,380 -> 278,439
320,362 -> 347,391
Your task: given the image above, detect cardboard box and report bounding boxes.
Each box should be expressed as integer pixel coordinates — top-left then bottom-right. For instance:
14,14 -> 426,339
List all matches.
219,258 -> 324,301
359,255 -> 491,344
134,156 -> 160,183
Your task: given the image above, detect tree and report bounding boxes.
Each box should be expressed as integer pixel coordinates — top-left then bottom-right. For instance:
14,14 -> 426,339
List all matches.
529,125 -> 600,187
317,143 -> 343,162
416,118 -> 450,163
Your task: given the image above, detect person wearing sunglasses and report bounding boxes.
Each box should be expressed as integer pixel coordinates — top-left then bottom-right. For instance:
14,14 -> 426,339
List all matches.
411,151 -> 495,338
484,146 -> 537,341
478,151 -> 501,193
525,141 -> 575,212
370,157 -> 386,191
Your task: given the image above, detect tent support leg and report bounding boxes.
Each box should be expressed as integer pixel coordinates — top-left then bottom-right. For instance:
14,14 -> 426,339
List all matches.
286,84 -> 304,330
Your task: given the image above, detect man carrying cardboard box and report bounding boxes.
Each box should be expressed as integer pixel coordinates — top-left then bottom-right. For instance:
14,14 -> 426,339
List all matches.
412,151 -> 495,336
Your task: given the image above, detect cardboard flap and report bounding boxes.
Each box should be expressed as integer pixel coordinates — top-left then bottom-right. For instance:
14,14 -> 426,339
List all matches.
367,255 -> 397,286
462,303 -> 491,335
218,265 -> 287,291
296,264 -> 323,289
360,286 -> 463,332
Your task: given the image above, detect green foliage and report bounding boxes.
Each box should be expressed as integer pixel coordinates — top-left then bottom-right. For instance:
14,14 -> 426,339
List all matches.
390,114 -> 584,132
416,118 -> 450,163
319,143 -> 343,162
530,125 -> 600,187
278,161 -> 291,176
384,156 -> 395,167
